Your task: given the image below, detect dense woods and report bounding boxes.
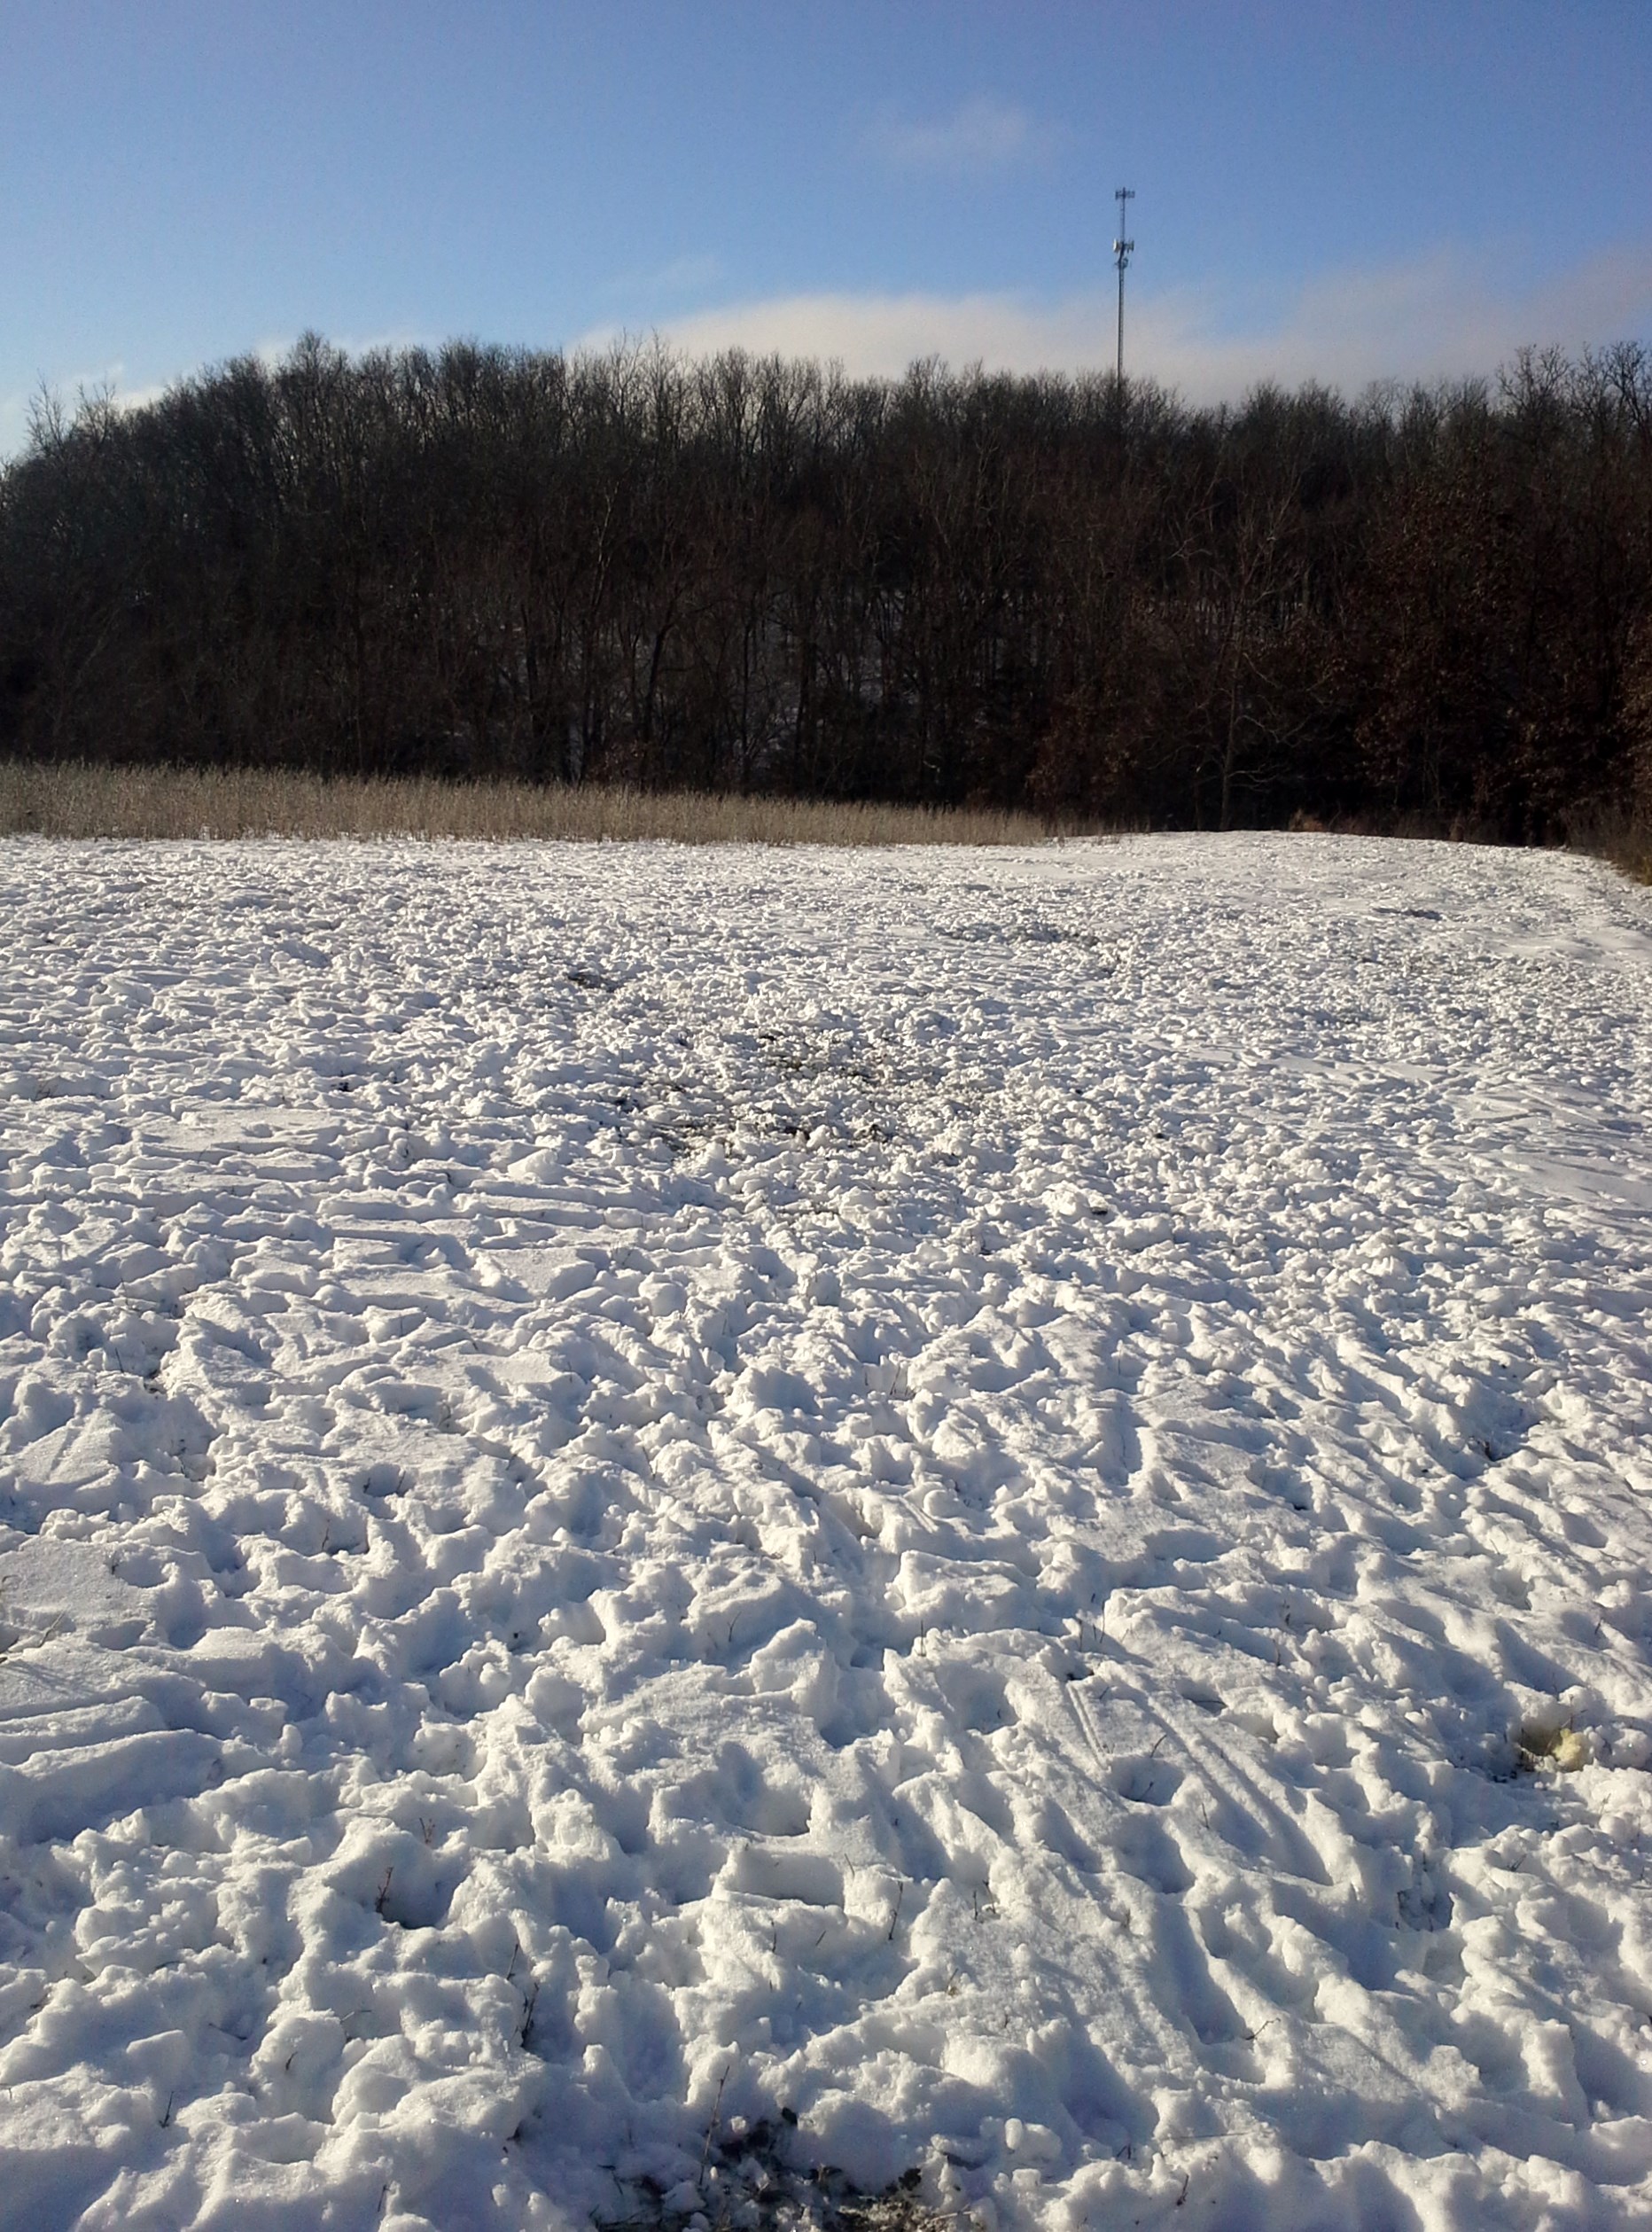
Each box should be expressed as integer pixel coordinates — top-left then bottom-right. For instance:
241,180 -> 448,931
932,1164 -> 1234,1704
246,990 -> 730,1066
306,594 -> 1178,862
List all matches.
4,334 -> 1651,835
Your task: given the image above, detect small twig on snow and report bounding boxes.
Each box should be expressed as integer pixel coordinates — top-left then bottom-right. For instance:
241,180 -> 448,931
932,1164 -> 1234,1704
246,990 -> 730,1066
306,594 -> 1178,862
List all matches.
698,2064 -> 731,2193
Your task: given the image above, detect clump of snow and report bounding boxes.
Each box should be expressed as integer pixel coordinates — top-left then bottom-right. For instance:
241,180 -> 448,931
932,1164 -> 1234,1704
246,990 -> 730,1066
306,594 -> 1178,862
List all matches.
0,831 -> 1649,2229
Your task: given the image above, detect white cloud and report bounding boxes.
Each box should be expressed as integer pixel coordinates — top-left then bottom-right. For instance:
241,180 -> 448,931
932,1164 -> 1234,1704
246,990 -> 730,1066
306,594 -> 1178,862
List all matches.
588,246 -> 1652,401
869,98 -> 1054,175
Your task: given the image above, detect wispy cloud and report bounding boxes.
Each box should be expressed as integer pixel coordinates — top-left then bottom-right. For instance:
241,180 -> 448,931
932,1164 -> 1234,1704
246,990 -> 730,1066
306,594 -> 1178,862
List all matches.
0,391 -> 33,457
0,334 -> 434,458
869,98 -> 1056,175
1175,246 -> 1652,398
0,361 -> 168,457
599,254 -> 723,304
11,248 -> 1648,462
590,246 -> 1652,399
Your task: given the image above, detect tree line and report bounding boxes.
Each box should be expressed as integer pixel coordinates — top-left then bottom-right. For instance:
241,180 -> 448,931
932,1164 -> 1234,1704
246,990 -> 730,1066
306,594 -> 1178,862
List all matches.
3,332 -> 1650,834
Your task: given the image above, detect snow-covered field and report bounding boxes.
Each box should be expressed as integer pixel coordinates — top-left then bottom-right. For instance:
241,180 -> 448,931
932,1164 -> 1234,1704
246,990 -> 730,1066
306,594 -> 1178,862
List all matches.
1,833 -> 1649,2232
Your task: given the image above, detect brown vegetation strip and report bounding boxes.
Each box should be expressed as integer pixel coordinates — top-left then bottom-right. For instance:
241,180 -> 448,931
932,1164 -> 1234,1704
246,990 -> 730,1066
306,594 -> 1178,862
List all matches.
0,762 -> 1064,847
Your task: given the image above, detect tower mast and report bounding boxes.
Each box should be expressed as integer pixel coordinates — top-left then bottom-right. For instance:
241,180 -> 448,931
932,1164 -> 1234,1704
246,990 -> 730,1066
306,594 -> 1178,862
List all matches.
1113,186 -> 1136,386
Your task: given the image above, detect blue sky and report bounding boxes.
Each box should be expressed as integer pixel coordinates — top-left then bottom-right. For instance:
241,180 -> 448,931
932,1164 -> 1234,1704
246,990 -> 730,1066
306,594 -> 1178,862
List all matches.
5,0 -> 1651,449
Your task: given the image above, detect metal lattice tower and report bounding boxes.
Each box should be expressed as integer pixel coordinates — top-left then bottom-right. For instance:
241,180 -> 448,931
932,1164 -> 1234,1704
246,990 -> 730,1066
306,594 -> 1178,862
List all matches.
1113,187 -> 1136,386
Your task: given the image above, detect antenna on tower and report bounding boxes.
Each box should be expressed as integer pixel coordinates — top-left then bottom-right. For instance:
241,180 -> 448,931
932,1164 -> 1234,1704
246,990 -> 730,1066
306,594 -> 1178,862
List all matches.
1113,186 -> 1136,387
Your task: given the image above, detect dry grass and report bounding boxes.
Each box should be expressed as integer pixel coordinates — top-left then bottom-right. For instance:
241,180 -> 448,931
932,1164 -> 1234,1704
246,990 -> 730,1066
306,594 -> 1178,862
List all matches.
0,761 -> 1064,848
1602,824 -> 1652,886
1562,807 -> 1652,887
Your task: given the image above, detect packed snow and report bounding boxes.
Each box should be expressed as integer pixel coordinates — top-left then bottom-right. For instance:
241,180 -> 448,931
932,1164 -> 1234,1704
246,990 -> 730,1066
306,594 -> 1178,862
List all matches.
1,831 -> 1649,2232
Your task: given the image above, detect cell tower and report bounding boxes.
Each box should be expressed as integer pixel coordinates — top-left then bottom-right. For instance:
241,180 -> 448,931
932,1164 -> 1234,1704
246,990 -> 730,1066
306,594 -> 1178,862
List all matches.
1113,186 -> 1136,386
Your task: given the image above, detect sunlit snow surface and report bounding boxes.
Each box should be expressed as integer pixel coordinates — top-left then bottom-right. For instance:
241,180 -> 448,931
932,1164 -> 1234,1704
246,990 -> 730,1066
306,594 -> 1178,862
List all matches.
2,833 -> 1650,2232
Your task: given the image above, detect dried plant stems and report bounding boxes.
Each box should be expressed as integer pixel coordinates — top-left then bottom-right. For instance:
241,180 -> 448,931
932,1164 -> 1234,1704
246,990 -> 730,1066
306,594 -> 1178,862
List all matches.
0,761 -> 1067,848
